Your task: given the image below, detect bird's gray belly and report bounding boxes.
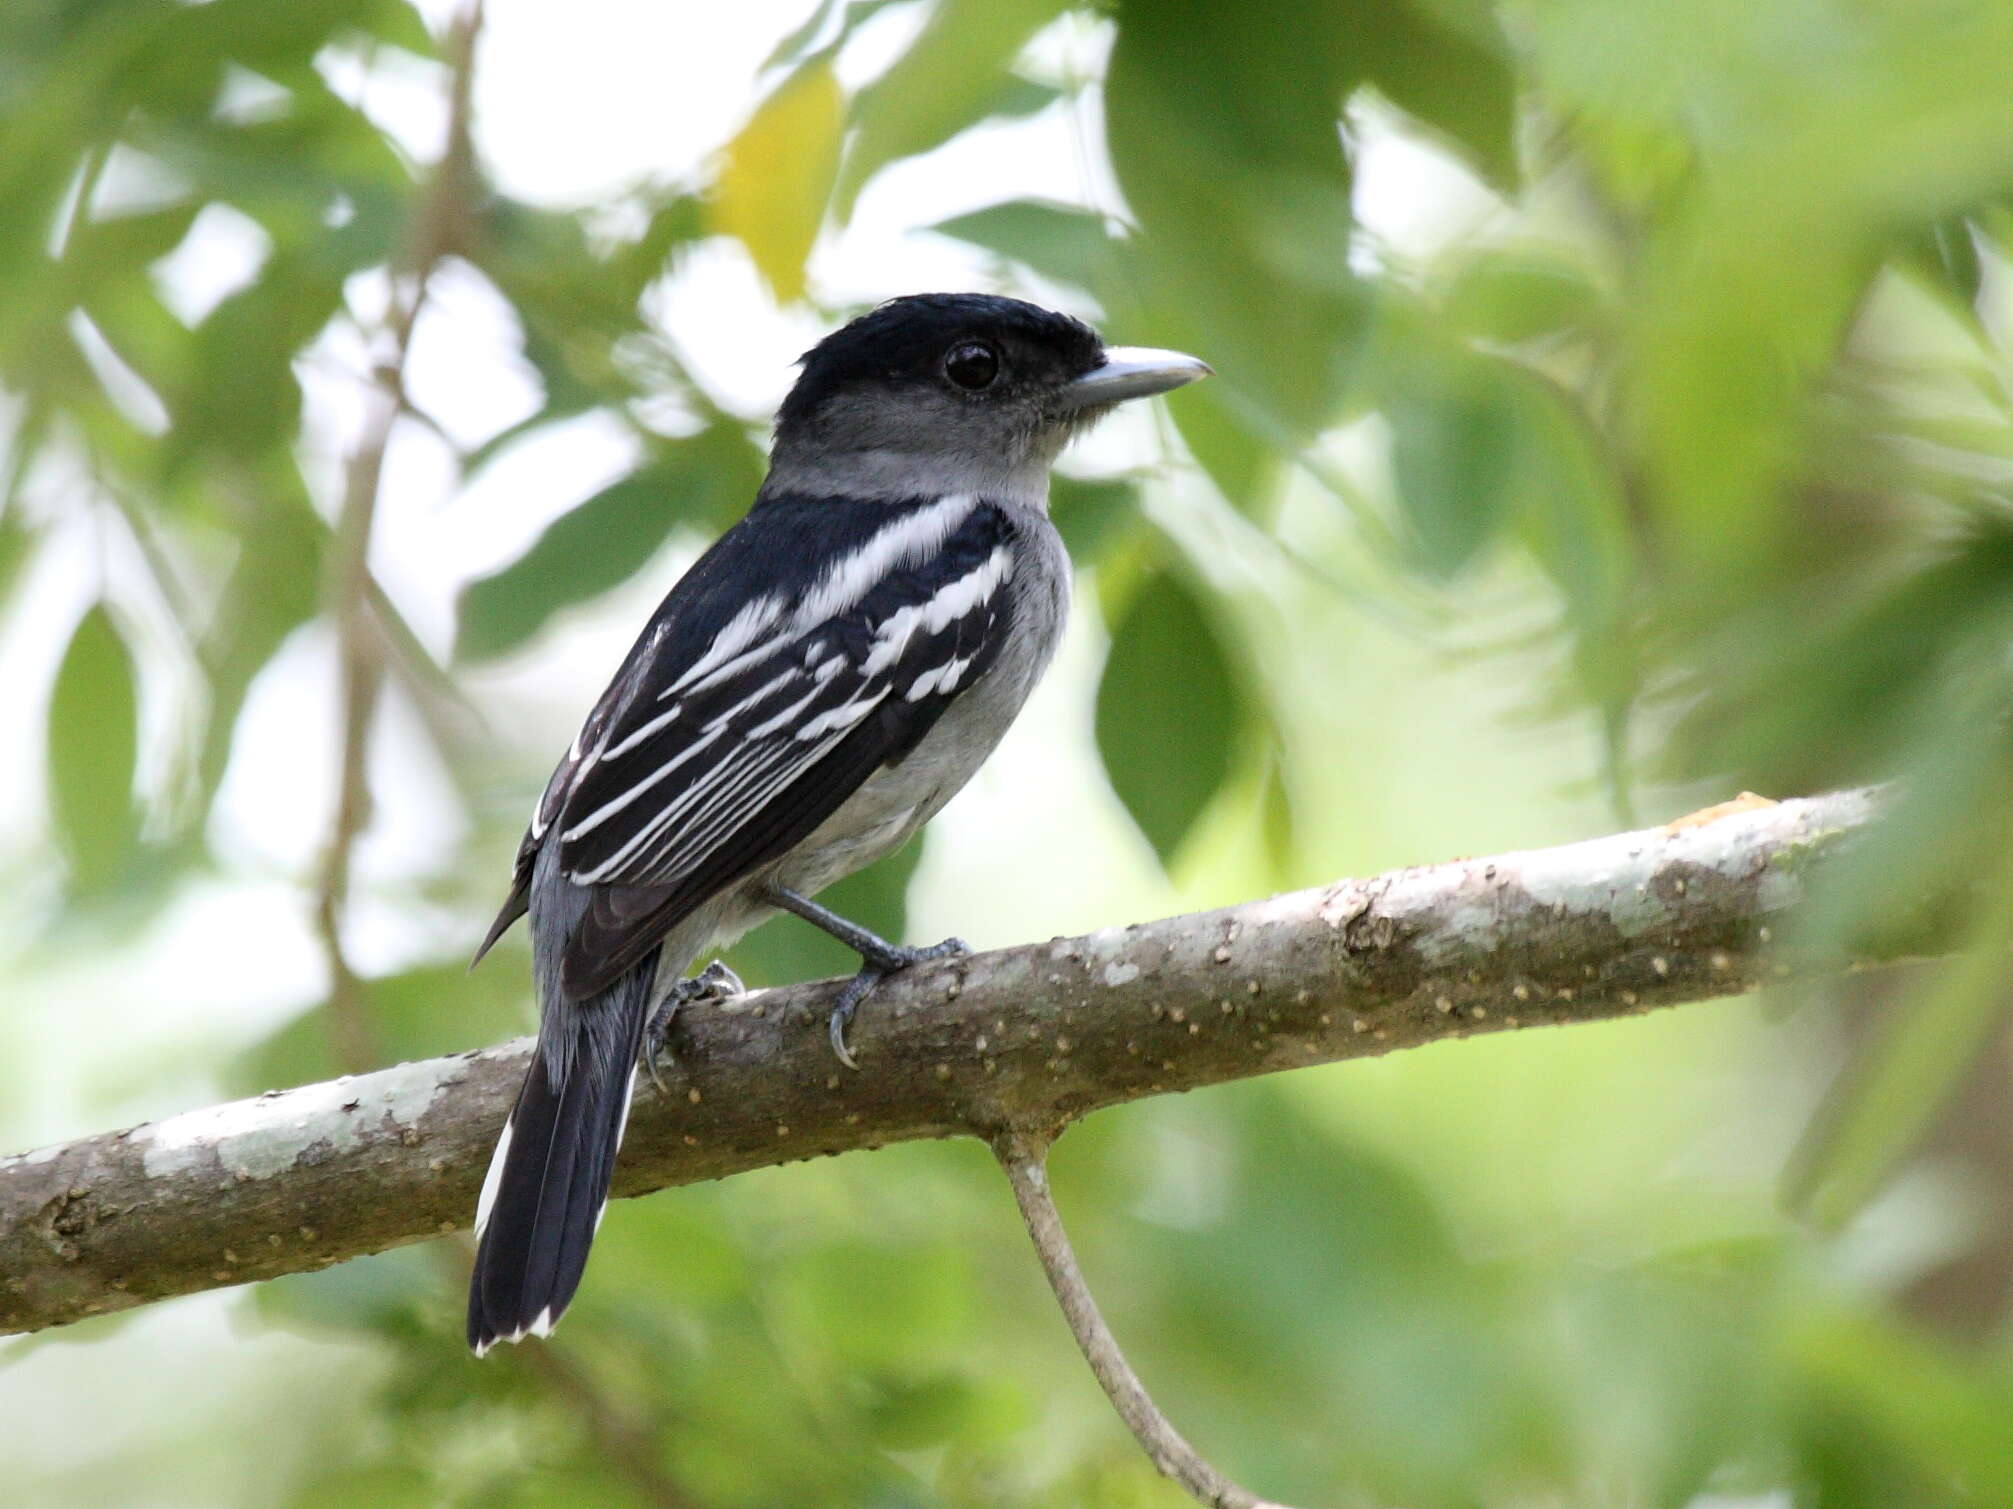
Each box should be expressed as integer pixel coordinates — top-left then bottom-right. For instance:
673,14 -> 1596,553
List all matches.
774,625 -> 1051,888
687,679 -> 1026,958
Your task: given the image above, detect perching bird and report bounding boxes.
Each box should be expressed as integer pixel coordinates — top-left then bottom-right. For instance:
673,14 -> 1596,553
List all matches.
465,292 -> 1210,1354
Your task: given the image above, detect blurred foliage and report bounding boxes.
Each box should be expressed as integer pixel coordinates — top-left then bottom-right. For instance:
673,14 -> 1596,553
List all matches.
6,0 -> 2013,1504
45,602 -> 139,893
1094,563 -> 1251,863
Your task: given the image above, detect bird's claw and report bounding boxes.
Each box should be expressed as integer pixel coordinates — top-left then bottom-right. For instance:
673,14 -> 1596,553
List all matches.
644,960 -> 744,1095
827,967 -> 880,1071
691,958 -> 747,999
826,936 -> 967,1070
645,1035 -> 674,1098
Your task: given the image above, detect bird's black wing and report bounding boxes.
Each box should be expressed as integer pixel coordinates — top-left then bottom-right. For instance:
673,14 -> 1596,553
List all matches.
470,641 -> 642,966
493,492 -> 1022,999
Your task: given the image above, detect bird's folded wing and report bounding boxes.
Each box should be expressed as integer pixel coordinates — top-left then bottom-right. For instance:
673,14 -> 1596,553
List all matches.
538,492 -> 1019,998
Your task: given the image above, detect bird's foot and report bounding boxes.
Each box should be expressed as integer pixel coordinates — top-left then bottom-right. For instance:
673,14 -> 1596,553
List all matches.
828,936 -> 967,1071
643,960 -> 744,1095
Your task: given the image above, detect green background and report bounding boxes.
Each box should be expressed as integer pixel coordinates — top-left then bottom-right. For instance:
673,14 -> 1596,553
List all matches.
5,0 -> 2013,1503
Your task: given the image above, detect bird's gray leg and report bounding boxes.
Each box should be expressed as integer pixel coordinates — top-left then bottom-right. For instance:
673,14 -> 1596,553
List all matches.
643,960 -> 744,1094
762,883 -> 967,1069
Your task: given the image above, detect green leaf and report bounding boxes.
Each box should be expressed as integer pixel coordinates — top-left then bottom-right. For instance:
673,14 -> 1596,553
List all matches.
1510,381 -> 1638,723
1894,213 -> 1985,310
710,59 -> 844,303
1260,746 -> 1299,880
0,503 -> 35,605
455,422 -> 765,663
1385,361 -> 1522,579
1784,743 -> 2013,1226
47,602 -> 141,892
1095,567 -> 1246,860
1381,334 -> 1634,648
1786,908 -> 2013,1230
149,80 -> 414,266
168,251 -> 342,474
860,1371 -> 985,1450
1792,1306 -> 2013,1504
189,468 -> 324,824
64,201 -> 201,279
1351,0 -> 1519,189
1049,473 -> 1136,562
1439,247 -> 1601,346
761,0 -> 908,72
1104,0 -> 1366,438
610,191 -> 709,301
164,0 -> 435,79
1169,382 -> 1281,517
1376,324 -> 1639,730
1624,5 -> 2013,587
763,0 -> 849,71
470,192 -> 705,428
1507,384 -> 1633,625
930,197 -> 1120,293
989,74 -> 1063,122
79,275 -> 192,422
1672,522 -> 2013,795
834,0 -> 1070,219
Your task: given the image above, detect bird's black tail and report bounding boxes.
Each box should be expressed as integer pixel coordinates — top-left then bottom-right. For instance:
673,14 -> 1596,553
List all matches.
467,956 -> 655,1355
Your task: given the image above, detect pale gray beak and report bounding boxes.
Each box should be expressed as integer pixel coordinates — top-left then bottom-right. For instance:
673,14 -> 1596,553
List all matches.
1060,345 -> 1213,409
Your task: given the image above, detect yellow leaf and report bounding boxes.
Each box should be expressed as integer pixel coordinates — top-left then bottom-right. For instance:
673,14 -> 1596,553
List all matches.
711,61 -> 844,304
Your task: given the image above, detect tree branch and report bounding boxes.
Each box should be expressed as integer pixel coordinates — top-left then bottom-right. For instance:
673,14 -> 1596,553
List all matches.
993,1129 -> 1292,1509
314,0 -> 483,1074
0,788 -> 1928,1337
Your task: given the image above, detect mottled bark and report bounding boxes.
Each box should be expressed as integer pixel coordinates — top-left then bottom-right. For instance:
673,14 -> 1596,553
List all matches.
0,789 -> 1917,1335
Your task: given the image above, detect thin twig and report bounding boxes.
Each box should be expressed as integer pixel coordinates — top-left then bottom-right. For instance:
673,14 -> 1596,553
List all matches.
313,0 -> 483,1072
992,1129 -> 1295,1509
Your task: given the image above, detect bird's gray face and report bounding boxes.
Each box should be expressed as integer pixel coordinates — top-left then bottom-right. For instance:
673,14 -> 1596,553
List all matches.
764,294 -> 1210,508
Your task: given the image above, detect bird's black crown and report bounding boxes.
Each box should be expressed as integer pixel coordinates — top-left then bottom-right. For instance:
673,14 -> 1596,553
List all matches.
777,293 -> 1104,434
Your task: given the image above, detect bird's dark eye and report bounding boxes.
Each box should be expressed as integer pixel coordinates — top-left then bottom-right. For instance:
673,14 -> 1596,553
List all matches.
944,340 -> 999,391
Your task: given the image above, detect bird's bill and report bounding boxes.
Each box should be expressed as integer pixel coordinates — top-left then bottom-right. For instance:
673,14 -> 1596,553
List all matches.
1060,346 -> 1213,408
